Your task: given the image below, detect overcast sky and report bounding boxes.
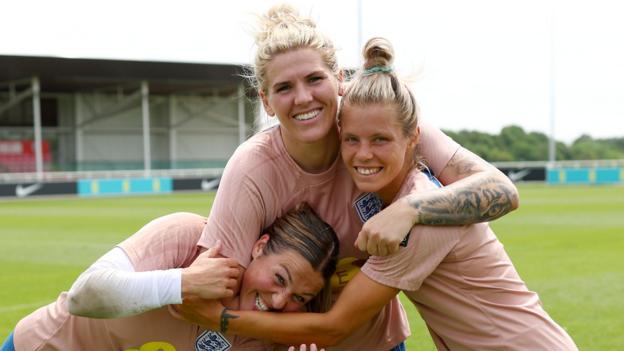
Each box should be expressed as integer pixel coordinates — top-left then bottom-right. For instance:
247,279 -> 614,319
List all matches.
2,0 -> 623,144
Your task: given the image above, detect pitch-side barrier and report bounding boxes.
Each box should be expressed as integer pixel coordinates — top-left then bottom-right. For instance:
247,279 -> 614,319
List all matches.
1,160 -> 623,198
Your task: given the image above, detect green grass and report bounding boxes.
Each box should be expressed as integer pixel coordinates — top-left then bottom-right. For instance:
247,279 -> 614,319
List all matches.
1,185 -> 623,349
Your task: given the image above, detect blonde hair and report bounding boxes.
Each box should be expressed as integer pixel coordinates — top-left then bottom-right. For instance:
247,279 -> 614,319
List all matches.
252,4 -> 340,93
340,37 -> 420,138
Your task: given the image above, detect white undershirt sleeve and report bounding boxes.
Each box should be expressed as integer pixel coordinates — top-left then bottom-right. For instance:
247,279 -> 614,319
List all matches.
67,247 -> 182,319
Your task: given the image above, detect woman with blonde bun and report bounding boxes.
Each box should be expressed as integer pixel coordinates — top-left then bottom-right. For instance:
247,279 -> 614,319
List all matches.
178,37 -> 578,351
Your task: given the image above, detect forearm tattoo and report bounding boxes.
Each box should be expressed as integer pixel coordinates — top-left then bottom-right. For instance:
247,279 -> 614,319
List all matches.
220,307 -> 239,334
412,154 -> 518,225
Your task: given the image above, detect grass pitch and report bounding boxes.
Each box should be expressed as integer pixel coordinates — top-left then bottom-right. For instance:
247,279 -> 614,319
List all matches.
1,184 -> 623,349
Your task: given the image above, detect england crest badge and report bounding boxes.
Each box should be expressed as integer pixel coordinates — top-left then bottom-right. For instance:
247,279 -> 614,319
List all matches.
196,330 -> 231,351
353,192 -> 411,248
353,192 -> 383,223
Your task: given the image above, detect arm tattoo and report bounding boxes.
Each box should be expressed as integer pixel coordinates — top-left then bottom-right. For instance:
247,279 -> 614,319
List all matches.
220,307 -> 239,334
446,150 -> 481,177
410,176 -> 516,225
410,162 -> 518,226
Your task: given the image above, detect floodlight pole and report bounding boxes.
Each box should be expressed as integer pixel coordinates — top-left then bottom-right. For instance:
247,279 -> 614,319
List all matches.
548,3 -> 556,166
169,95 -> 177,169
141,81 -> 151,176
32,77 -> 43,180
357,0 -> 363,64
356,0 -> 364,60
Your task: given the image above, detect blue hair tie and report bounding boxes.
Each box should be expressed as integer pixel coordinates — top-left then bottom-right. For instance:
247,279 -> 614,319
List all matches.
362,65 -> 393,76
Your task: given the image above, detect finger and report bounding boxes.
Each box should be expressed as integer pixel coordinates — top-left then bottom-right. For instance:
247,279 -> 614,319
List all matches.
377,243 -> 388,257
205,240 -> 222,258
387,242 -> 400,255
221,257 -> 240,268
209,287 -> 233,299
288,347 -> 295,351
299,345 -> 307,351
226,278 -> 238,288
309,344 -> 318,351
228,267 -> 241,278
223,287 -> 235,297
355,232 -> 368,252
367,236 -> 378,256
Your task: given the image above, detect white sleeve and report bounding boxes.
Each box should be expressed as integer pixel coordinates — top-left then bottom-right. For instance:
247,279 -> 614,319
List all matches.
67,247 -> 183,318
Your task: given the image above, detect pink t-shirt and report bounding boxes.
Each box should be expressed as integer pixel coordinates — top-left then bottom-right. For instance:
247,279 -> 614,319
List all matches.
14,212 -> 273,351
197,121 -> 459,350
361,171 -> 578,351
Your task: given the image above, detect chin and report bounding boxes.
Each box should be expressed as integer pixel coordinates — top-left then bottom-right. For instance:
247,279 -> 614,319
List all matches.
299,130 -> 331,143
354,181 -> 381,193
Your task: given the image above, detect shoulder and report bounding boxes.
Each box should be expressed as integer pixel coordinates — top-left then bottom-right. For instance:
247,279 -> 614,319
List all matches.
417,120 -> 458,149
396,169 -> 441,198
416,120 -> 460,176
123,212 -> 206,251
224,127 -> 287,177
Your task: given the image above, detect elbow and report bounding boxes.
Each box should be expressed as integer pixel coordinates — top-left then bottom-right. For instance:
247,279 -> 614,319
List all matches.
510,189 -> 520,211
67,288 -> 88,317
492,168 -> 520,212
503,173 -> 520,211
66,280 -> 110,318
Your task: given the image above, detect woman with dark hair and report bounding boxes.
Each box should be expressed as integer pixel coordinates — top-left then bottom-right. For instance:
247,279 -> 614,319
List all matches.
3,203 -> 339,351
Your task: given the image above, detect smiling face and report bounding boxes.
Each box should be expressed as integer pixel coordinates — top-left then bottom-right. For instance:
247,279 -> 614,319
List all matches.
340,102 -> 418,204
238,235 -> 325,313
260,48 -> 342,148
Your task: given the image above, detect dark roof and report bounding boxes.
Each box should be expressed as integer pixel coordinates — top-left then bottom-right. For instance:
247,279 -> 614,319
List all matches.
0,55 -> 251,95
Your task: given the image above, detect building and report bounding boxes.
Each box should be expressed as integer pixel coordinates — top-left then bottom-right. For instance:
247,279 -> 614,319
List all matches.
0,55 -> 257,197
0,55 -> 255,175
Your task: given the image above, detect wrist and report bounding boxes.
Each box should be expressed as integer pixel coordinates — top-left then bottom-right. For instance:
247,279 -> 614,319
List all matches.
180,268 -> 194,298
220,307 -> 239,334
402,195 -> 421,225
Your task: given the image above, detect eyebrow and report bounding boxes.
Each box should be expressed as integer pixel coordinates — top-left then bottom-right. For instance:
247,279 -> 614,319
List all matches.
280,263 -> 317,297
271,70 -> 327,89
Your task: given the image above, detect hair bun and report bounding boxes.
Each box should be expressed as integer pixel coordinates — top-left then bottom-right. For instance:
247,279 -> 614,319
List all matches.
255,4 -> 315,44
363,37 -> 394,69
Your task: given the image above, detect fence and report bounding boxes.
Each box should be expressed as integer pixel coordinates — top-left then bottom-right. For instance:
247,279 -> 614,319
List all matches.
2,160 -> 623,199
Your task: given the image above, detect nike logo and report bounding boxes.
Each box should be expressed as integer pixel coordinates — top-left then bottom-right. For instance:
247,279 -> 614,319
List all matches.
508,169 -> 530,182
201,178 -> 220,191
15,183 -> 43,197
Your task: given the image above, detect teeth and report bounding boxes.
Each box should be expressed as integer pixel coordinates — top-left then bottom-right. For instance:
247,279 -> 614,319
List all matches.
294,109 -> 320,121
356,167 -> 381,175
255,294 -> 269,311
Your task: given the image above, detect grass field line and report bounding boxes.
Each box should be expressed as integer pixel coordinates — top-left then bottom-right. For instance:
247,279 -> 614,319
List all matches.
0,300 -> 50,314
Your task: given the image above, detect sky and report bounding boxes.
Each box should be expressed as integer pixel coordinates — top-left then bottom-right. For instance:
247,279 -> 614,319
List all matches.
2,0 -> 623,144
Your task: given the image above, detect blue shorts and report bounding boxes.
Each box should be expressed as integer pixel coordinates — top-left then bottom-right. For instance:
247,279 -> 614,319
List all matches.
0,332 -> 15,351
390,341 -> 406,351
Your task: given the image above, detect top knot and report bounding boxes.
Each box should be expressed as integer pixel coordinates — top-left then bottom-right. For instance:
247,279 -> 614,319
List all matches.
255,4 -> 316,45
362,37 -> 395,70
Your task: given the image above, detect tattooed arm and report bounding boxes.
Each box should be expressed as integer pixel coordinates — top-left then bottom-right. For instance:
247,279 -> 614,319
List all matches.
355,147 -> 519,255
415,147 -> 519,224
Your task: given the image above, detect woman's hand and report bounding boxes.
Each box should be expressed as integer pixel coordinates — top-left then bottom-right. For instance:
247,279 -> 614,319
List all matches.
355,197 -> 417,256
181,241 -> 242,300
288,344 -> 325,351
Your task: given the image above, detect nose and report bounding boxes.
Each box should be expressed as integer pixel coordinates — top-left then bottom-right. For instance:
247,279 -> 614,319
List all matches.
293,85 -> 313,106
355,142 -> 373,161
272,290 -> 289,311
